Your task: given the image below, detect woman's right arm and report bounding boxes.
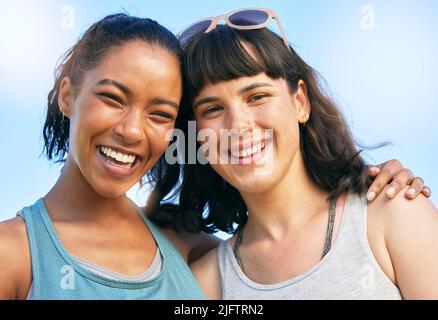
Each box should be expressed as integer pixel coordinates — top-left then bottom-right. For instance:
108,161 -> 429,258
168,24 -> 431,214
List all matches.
0,217 -> 31,300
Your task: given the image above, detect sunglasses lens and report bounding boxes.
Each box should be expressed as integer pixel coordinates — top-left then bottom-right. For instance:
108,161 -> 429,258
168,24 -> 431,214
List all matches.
228,9 -> 269,26
178,20 -> 212,43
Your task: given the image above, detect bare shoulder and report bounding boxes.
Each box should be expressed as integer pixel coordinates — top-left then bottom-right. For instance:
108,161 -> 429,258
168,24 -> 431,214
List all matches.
368,186 -> 438,298
190,247 -> 222,300
158,226 -> 222,263
190,247 -> 219,273
0,216 -> 32,299
368,185 -> 437,228
0,216 -> 29,262
368,185 -> 438,249
140,205 -> 222,263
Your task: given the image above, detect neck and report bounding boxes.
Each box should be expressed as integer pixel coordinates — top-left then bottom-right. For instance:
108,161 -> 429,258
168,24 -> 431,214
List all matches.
44,157 -> 132,223
240,150 -> 329,241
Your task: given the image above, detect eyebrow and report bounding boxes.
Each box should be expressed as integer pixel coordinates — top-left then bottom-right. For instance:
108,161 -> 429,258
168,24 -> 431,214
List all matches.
95,79 -> 132,97
193,97 -> 221,110
238,82 -> 274,95
96,79 -> 179,109
151,98 -> 179,110
193,82 -> 274,110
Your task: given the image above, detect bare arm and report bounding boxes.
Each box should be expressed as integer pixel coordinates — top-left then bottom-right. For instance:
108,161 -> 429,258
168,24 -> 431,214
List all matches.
371,186 -> 438,299
0,217 -> 31,300
190,248 -> 222,300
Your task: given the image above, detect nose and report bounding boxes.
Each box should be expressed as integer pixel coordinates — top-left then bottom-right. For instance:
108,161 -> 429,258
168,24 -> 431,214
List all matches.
227,104 -> 255,134
113,108 -> 146,144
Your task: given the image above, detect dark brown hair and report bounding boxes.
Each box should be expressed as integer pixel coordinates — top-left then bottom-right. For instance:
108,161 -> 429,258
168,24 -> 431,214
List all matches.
42,13 -> 184,197
43,13 -> 182,163
151,26 -> 375,234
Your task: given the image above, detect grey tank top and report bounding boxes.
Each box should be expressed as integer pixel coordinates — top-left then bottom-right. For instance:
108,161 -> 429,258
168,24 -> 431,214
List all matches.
217,191 -> 402,300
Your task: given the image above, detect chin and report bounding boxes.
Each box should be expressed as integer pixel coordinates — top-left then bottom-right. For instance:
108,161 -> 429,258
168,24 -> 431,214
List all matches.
98,188 -> 127,199
93,180 -> 132,199
231,176 -> 277,195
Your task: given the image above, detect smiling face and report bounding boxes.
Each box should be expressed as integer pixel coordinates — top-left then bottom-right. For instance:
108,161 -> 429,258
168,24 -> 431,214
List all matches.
58,41 -> 182,198
193,72 -> 310,195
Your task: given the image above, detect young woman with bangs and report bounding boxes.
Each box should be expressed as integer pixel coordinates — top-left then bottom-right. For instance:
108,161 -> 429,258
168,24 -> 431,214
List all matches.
151,8 -> 437,299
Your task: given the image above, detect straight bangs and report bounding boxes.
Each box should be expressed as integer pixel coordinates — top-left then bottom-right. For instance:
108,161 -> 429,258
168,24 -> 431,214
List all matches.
182,26 -> 289,102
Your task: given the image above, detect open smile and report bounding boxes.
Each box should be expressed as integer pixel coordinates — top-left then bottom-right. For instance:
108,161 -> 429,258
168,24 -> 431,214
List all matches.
96,145 -> 143,177
227,138 -> 273,166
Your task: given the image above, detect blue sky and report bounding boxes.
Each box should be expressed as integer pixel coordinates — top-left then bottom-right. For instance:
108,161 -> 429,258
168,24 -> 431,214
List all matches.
0,0 -> 437,221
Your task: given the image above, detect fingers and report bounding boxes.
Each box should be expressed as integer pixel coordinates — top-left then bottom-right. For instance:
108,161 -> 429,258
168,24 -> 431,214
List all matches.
367,161 -> 400,201
368,165 -> 380,177
404,177 -> 425,199
422,186 -> 432,198
367,160 -> 432,201
386,169 -> 414,198
386,179 -> 403,198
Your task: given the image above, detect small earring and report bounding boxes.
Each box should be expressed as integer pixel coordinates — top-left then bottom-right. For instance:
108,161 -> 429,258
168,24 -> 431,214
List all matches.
301,115 -> 309,126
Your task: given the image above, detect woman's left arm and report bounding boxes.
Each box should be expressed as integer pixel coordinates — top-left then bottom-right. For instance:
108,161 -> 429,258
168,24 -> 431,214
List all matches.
367,159 -> 431,201
377,187 -> 438,299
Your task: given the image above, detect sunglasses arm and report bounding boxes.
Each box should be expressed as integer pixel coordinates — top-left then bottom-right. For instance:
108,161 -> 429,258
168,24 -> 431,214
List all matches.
273,15 -> 291,51
205,14 -> 228,33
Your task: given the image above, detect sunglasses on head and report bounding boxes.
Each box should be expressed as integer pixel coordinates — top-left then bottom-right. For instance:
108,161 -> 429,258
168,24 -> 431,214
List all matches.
177,7 -> 290,50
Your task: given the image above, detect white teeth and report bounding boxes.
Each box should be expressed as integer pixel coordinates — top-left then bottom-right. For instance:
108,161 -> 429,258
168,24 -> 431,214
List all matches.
231,142 -> 265,158
99,146 -> 137,165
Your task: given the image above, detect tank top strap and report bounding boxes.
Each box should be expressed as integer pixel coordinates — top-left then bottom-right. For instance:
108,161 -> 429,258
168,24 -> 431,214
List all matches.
19,198 -> 73,299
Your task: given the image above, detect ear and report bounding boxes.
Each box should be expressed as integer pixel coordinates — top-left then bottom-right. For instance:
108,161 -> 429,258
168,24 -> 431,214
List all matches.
292,80 -> 311,124
58,77 -> 73,118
